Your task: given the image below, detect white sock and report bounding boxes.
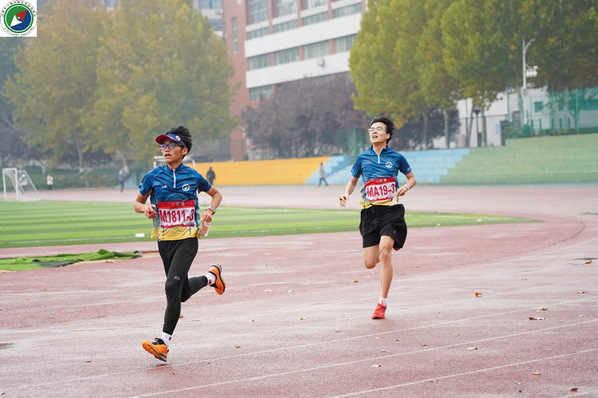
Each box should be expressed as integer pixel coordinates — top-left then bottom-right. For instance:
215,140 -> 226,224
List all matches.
160,332 -> 172,349
379,297 -> 387,307
206,272 -> 216,286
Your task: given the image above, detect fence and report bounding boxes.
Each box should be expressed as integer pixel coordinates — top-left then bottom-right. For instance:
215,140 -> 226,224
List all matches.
408,87 -> 598,149
505,87 -> 598,137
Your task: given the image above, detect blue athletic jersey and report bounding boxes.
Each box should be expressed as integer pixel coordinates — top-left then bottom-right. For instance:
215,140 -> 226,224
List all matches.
351,146 -> 412,207
139,164 -> 212,240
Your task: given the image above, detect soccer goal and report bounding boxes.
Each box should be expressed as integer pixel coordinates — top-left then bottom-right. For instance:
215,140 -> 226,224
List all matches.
2,168 -> 41,201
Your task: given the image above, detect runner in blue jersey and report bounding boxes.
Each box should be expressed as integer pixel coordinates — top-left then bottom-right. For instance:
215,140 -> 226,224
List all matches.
339,116 -> 416,320
134,125 -> 225,362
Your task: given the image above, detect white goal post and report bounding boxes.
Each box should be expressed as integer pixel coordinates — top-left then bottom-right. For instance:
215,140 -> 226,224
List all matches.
2,168 -> 41,201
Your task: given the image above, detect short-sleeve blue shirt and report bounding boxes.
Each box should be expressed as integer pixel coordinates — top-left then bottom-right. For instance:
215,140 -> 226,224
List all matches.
139,164 -> 211,204
351,146 -> 412,205
139,163 -> 211,239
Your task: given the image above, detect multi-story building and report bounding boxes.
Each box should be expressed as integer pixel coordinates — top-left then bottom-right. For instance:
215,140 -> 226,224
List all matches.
222,0 -> 366,160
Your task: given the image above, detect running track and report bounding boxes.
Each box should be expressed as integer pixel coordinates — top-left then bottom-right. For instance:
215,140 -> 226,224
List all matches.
1,185 -> 597,397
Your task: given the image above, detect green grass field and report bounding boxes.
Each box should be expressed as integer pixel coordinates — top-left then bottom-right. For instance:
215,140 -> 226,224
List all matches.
0,200 -> 536,248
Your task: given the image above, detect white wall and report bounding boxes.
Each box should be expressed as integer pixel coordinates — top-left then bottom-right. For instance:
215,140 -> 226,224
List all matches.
244,13 -> 361,89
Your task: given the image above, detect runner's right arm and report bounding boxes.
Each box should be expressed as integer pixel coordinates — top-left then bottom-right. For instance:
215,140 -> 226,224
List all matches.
339,176 -> 359,207
134,191 -> 157,218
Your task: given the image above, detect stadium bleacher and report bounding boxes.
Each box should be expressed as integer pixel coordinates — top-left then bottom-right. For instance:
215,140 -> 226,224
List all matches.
189,133 -> 598,186
440,133 -> 598,184
190,156 -> 330,185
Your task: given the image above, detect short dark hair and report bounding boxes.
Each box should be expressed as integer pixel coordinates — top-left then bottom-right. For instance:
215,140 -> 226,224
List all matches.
370,115 -> 395,144
163,125 -> 193,153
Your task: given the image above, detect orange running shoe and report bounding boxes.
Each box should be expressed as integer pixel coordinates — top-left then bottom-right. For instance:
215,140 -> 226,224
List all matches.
209,264 -> 226,295
372,303 -> 387,319
142,338 -> 168,362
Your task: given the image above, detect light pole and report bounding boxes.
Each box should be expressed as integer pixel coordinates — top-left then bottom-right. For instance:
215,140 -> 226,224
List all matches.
522,38 -> 538,127
473,106 -> 481,147
522,38 -> 535,90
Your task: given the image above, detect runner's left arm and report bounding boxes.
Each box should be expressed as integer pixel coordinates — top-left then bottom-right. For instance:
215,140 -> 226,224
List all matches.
397,172 -> 416,197
200,186 -> 223,223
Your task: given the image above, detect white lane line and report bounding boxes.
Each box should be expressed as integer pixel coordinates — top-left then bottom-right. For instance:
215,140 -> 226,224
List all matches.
130,327 -> 598,398
331,348 -> 598,397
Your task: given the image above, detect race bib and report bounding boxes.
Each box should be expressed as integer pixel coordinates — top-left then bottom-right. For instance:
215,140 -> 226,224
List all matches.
158,200 -> 196,228
365,177 -> 396,202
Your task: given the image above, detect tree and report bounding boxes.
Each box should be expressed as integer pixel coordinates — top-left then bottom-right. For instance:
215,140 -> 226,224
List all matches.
0,39 -> 23,129
242,76 -> 369,158
351,0 -> 598,148
390,0 -> 434,147
350,0 -> 450,148
442,0 -> 524,101
416,0 -> 461,148
6,0 -> 108,171
87,0 -> 236,165
0,38 -> 27,167
350,0 -> 405,122
521,0 -> 598,92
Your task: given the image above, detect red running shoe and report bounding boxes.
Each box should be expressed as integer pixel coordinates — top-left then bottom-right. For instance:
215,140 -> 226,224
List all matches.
372,303 -> 387,319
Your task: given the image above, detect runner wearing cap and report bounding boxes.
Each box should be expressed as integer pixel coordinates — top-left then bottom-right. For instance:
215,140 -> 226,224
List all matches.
134,125 -> 225,362
339,116 -> 416,320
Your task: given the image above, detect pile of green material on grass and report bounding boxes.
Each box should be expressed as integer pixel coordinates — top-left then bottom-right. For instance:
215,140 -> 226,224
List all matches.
0,249 -> 142,271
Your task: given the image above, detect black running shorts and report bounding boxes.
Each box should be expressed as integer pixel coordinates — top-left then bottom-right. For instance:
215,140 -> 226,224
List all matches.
359,204 -> 407,250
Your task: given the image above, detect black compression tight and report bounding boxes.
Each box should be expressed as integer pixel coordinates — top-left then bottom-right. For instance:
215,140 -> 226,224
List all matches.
158,238 -> 208,335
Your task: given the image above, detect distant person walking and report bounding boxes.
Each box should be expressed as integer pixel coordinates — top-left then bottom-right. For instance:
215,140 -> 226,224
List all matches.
339,116 -> 416,320
134,125 -> 225,362
118,167 -> 126,193
206,166 -> 216,185
318,162 -> 328,187
46,174 -> 54,191
19,172 -> 28,193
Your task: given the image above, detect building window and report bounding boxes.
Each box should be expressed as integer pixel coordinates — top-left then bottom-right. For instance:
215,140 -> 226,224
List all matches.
584,98 -> 598,110
232,17 -> 238,54
301,12 -> 328,26
275,0 -> 296,17
304,41 -> 330,59
250,85 -> 273,101
247,27 -> 270,40
274,47 -> 299,65
201,0 -> 222,8
302,0 -> 327,9
248,0 -> 269,24
333,3 -> 361,18
209,19 -> 223,32
334,34 -> 356,53
248,54 -> 271,70
273,19 -> 298,33
534,101 -> 543,113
